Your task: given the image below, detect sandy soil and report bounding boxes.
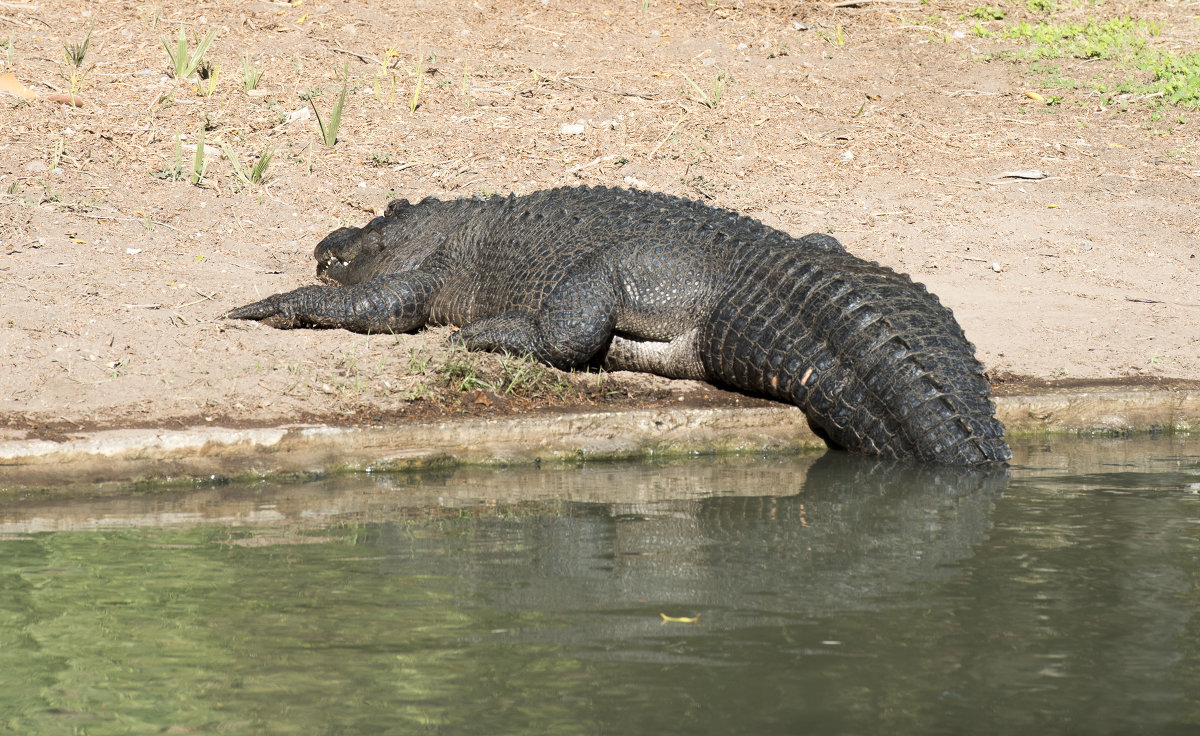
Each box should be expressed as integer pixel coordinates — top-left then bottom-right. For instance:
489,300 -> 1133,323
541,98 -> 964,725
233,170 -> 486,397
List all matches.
1,0 -> 1198,440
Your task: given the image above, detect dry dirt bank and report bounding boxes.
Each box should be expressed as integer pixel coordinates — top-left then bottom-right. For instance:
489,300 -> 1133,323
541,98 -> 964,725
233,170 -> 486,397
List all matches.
1,0 -> 1197,451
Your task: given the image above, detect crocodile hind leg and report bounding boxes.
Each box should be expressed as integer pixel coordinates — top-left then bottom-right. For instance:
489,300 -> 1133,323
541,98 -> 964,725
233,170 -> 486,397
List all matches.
602,330 -> 707,380
457,268 -> 619,369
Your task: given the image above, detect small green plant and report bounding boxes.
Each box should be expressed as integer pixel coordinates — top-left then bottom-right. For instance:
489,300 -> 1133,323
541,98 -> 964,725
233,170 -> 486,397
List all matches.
49,137 -> 64,172
992,17 -> 1200,109
409,49 -> 424,114
440,351 -> 489,392
197,59 -> 219,97
681,68 -> 727,109
153,134 -> 184,181
460,64 -> 472,105
2,38 -> 12,67
408,347 -> 431,373
1025,0 -> 1054,12
63,19 -> 95,68
309,62 -> 349,146
819,25 -> 845,46
970,6 -> 1005,20
240,56 -> 263,91
38,180 -> 60,203
222,142 -> 274,186
374,69 -> 397,107
497,353 -> 569,397
162,24 -> 217,79
191,126 -> 207,185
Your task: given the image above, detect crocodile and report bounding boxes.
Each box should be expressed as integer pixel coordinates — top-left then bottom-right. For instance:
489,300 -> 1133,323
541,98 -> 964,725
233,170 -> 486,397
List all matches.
228,186 -> 1011,466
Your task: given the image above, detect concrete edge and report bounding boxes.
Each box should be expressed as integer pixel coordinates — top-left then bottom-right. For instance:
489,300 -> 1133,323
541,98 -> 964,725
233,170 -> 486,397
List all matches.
1,388 -> 1196,489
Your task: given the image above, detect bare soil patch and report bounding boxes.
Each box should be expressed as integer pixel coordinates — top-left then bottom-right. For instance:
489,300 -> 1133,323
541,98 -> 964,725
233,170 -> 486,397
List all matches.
2,0 -> 1197,442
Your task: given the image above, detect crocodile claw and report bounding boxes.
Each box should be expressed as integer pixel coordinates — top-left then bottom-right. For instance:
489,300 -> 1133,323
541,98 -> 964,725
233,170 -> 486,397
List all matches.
226,295 -> 298,327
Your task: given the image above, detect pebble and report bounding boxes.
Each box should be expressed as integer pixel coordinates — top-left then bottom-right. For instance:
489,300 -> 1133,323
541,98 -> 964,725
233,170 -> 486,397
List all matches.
25,161 -> 46,172
559,120 -> 586,135
284,107 -> 310,125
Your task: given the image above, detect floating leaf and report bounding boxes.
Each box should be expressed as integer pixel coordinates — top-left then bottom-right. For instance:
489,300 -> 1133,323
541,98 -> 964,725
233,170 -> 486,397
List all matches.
660,613 -> 700,624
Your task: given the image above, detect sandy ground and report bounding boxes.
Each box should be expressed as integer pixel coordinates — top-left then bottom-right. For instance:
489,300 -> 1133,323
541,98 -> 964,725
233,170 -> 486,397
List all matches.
1,0 -> 1198,440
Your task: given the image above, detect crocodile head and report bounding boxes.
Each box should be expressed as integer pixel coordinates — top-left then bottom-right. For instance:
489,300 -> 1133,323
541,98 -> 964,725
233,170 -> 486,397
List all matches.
314,216 -> 391,285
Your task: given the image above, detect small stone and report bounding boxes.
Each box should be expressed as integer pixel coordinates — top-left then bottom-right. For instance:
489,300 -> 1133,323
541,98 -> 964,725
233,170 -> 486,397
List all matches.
284,107 -> 310,125
991,262 -> 1002,273
559,120 -> 586,135
25,161 -> 47,172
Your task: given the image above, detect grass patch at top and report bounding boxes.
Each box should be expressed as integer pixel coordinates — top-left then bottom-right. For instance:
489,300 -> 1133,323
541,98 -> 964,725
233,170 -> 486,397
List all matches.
976,16 -> 1200,108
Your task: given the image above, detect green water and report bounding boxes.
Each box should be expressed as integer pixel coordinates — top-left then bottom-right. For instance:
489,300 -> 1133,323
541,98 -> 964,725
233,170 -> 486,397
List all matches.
1,436 -> 1198,735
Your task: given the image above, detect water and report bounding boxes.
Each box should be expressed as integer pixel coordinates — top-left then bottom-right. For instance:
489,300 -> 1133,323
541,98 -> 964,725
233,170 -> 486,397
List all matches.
1,436 -> 1198,735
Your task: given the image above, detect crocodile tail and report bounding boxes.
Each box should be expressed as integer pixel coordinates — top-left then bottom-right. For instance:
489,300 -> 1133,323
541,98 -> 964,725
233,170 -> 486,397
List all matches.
701,249 -> 1011,466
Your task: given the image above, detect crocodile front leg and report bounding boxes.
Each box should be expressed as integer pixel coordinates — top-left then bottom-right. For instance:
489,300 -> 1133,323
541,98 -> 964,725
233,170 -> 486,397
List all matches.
227,271 -> 443,333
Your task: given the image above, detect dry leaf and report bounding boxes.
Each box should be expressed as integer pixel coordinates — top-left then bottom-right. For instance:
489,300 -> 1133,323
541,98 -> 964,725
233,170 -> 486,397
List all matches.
0,71 -> 37,100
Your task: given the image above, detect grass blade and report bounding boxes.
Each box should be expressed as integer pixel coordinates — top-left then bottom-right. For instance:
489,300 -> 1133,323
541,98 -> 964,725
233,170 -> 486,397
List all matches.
250,146 -> 274,184
184,28 -> 218,77
191,126 -> 206,185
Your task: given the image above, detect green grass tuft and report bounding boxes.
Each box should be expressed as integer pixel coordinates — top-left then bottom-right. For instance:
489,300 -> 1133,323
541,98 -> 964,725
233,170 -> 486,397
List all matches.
970,6 -> 1005,20
63,19 -> 94,68
162,25 -> 217,79
409,49 -> 424,114
191,126 -> 207,185
240,56 -> 264,91
984,16 -> 1200,109
310,62 -> 350,146
222,143 -> 274,186
196,59 -> 219,97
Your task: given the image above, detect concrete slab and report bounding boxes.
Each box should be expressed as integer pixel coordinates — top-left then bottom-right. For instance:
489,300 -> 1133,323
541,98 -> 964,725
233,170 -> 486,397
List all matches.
1,387 -> 1196,490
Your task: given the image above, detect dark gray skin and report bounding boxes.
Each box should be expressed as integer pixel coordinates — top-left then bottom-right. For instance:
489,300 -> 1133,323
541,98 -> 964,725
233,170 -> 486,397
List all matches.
229,186 -> 1011,466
